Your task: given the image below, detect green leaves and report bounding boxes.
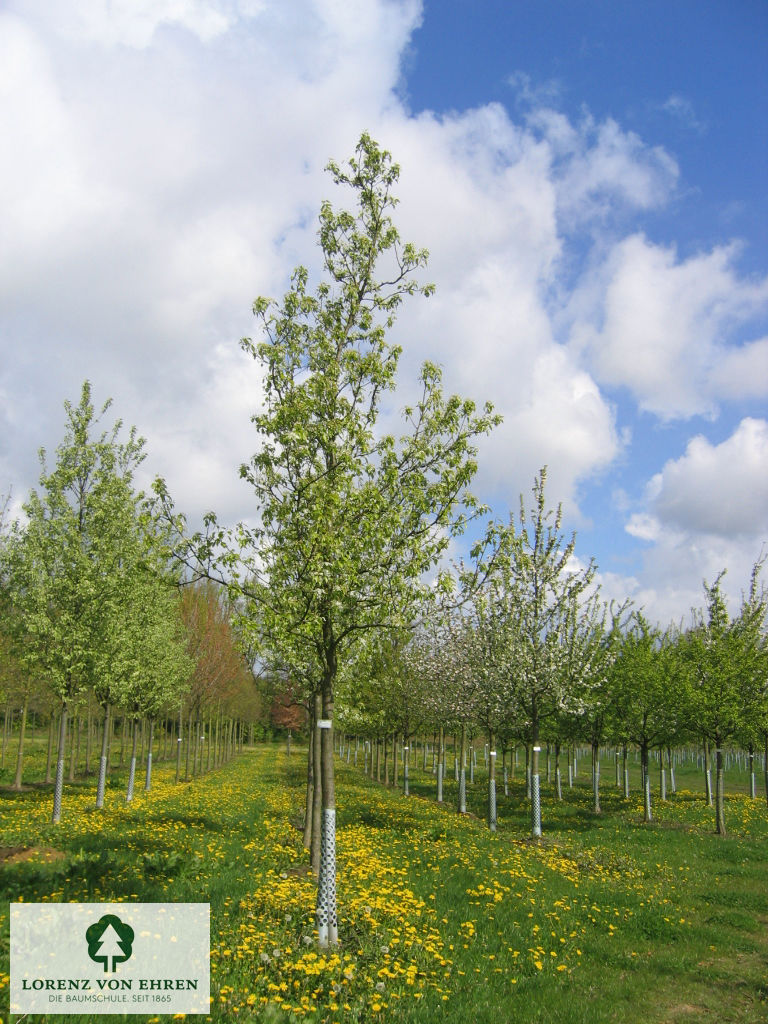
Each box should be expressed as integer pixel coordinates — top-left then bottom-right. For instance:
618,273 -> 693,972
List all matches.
228,133 -> 499,695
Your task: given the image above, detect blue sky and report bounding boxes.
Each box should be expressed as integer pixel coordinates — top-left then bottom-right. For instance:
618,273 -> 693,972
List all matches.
1,0 -> 767,625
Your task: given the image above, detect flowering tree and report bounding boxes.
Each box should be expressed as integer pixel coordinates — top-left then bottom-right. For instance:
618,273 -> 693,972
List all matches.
158,134 -> 498,946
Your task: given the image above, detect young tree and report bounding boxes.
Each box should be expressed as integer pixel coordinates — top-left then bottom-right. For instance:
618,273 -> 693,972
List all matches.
6,383 -> 148,823
682,563 -> 767,835
159,134 -> 499,946
493,468 -> 597,837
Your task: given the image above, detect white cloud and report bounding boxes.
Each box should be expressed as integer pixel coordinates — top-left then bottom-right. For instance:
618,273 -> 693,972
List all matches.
650,418 -> 768,536
615,419 -> 768,623
571,234 -> 768,419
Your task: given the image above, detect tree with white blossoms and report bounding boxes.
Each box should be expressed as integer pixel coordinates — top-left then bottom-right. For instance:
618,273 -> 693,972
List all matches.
6,383 -> 150,823
156,134 -> 499,947
497,468 -> 597,838
462,585 -> 518,831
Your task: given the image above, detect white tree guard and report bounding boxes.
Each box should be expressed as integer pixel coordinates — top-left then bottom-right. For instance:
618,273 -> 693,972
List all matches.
126,756 -> 136,803
96,756 -> 108,809
316,809 -> 338,948
531,773 -> 542,837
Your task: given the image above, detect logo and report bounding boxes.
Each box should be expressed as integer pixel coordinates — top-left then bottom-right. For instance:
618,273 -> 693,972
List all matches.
85,914 -> 135,973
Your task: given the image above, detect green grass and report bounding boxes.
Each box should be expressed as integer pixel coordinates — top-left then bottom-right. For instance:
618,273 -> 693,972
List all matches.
1,742 -> 767,1023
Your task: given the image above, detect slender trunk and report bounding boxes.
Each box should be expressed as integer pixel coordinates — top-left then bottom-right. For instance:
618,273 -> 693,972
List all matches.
403,738 -> 409,796
144,719 -> 155,792
748,746 -> 755,800
764,734 -> 768,808
622,743 -> 629,799
554,741 -> 562,802
592,740 -> 600,814
704,737 -> 713,806
642,742 -> 652,823
437,724 -> 444,803
668,746 -> 676,794
126,719 -> 138,803
12,695 -> 28,790
95,703 -> 111,809
85,691 -> 93,775
175,705 -> 183,783
458,722 -> 467,814
310,692 -> 322,874
68,711 -> 78,782
303,722 -> 314,851
715,742 -> 726,836
45,713 -> 55,784
185,710 -> 193,781
52,702 -> 68,824
531,727 -> 542,838
316,679 -> 337,948
1,706 -> 9,768
384,733 -> 389,786
488,729 -> 497,831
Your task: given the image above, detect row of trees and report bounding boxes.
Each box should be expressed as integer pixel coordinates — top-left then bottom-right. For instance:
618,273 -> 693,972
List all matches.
0,386 -> 262,819
335,531 -> 767,839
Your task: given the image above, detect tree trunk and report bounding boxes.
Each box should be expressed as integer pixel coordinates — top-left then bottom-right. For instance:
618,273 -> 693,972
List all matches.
95,703 -> 111,809
458,721 -> 467,814
126,719 -> 138,803
622,743 -> 629,799
144,719 -> 155,792
68,711 -> 78,781
52,702 -> 68,824
316,680 -> 337,948
175,705 -> 183,783
310,692 -> 322,874
531,729 -> 542,838
12,695 -> 28,790
303,720 -> 314,851
642,742 -> 652,823
1,706 -> 9,768
488,729 -> 497,831
403,737 -> 409,796
592,740 -> 600,814
45,713 -> 55,784
437,724 -> 444,803
85,691 -> 93,775
554,740 -> 562,801
714,742 -> 726,836
704,737 -> 713,806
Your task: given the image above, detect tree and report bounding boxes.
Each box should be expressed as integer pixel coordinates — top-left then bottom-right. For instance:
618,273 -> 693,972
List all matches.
6,382 -> 148,822
158,134 -> 499,946
492,468 -> 597,837
682,562 -> 767,835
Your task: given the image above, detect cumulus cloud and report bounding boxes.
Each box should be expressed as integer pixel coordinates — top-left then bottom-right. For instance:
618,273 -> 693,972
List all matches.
617,419 -> 768,622
647,418 -> 768,537
570,234 -> 768,419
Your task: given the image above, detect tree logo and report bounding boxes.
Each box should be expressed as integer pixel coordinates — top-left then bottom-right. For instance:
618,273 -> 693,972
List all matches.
85,914 -> 135,973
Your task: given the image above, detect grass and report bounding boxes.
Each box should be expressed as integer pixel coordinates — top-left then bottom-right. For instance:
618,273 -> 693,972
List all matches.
1,741 -> 767,1023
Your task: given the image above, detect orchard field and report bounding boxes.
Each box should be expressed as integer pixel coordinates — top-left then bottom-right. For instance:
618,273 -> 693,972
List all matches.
2,740 -> 767,1024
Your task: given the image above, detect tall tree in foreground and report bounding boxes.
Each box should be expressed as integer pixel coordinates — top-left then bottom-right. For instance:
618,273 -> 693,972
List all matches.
161,134 -> 499,946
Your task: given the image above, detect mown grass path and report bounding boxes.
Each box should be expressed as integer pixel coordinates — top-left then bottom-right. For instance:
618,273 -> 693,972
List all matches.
1,745 -> 767,1023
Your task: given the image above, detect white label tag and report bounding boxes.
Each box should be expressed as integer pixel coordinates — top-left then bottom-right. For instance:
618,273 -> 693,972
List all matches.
317,719 -> 332,729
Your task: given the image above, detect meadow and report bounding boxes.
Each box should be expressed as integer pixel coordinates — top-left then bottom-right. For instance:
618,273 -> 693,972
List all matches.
1,740 -> 767,1024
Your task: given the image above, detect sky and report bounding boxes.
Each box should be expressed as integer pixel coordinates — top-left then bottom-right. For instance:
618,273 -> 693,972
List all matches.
2,0 -> 767,626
